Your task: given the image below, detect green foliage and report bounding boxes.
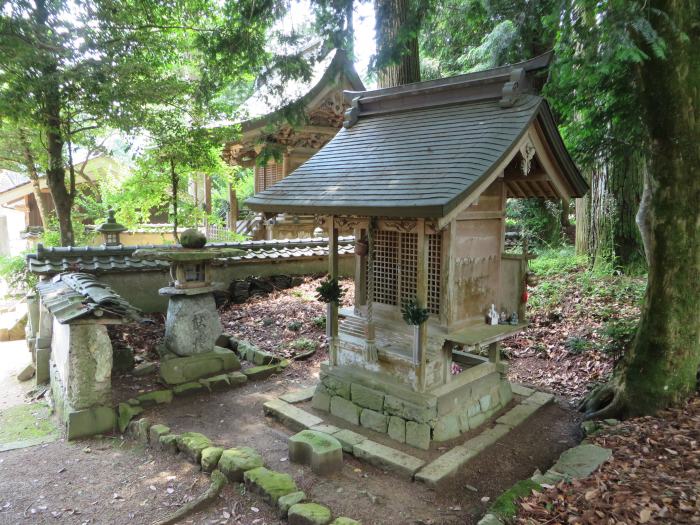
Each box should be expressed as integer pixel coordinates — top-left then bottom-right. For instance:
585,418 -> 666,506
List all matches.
564,336 -> 592,355
401,298 -> 429,326
290,338 -> 316,353
312,316 -> 326,329
0,255 -> 37,294
315,276 -> 345,304
600,318 -> 638,360
287,320 -> 303,332
507,198 -> 564,248
489,478 -> 542,518
529,247 -> 587,277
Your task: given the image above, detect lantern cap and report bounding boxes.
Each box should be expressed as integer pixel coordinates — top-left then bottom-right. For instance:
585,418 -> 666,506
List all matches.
95,208 -> 127,233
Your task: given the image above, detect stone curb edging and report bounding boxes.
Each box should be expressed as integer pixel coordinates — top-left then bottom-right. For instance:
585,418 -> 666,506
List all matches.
267,384 -> 554,486
124,417 -> 361,525
477,442 -> 613,525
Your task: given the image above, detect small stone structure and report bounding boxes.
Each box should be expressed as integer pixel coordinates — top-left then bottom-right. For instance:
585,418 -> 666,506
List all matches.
32,273 -> 140,439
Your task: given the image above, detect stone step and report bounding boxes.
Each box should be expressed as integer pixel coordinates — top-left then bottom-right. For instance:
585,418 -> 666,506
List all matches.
280,386 -> 317,404
263,399 -> 324,431
352,440 -> 425,480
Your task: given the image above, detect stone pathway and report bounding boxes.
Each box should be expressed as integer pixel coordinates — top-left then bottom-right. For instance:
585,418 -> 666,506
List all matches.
265,383 -> 555,487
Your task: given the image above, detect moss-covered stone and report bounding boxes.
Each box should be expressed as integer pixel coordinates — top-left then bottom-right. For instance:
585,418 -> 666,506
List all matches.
201,446 -> 224,473
277,490 -> 306,518
179,228 -> 207,248
118,402 -> 144,433
173,382 -> 206,396
360,409 -> 389,434
126,417 -> 151,444
199,374 -> 231,391
176,432 -> 212,464
405,421 -> 431,450
66,406 -> 116,440
321,375 -> 350,399
351,383 -> 384,412
136,389 -> 173,406
218,446 -> 264,482
330,518 -> 361,525
432,414 -> 461,442
388,416 -> 406,443
159,348 -> 240,385
227,371 -> 248,386
288,503 -> 332,525
148,424 -> 170,448
288,430 -> 343,475
489,478 -> 542,519
160,433 -> 179,454
330,396 -> 361,425
243,364 -> 280,380
243,467 -> 298,504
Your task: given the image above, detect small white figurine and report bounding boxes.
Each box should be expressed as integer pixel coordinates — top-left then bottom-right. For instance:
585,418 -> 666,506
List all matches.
489,304 -> 499,325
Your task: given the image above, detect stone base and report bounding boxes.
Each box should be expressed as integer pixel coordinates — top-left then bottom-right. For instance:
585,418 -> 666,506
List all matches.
160,346 -> 241,385
313,362 -> 512,449
163,293 -> 222,356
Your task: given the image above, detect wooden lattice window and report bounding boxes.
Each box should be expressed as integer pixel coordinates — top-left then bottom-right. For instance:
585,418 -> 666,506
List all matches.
184,263 -> 205,282
399,232 -> 418,307
255,162 -> 282,193
427,233 -> 442,315
373,230 -> 399,306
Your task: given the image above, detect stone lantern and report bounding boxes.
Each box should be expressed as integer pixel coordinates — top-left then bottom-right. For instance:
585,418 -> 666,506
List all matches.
95,208 -> 127,246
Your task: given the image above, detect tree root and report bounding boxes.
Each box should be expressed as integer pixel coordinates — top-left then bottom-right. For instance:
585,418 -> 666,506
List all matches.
151,470 -> 227,525
579,381 -> 626,421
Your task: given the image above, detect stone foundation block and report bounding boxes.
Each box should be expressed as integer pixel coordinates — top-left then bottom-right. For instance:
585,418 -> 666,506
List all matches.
388,416 -> 406,443
173,382 -> 206,396
218,446 -> 265,482
384,395 -> 437,424
159,347 -> 240,385
127,417 -> 151,444
499,381 -> 514,406
406,421 -> 431,450
351,383 -> 384,411
164,293 -> 222,356
137,389 -> 173,406
468,412 -> 487,431
496,403 -> 540,429
288,430 -> 343,475
243,364 -> 280,380
278,491 -> 306,519
35,346 -> 50,384
227,371 -> 248,386
352,440 -> 425,479
321,375 -> 350,399
288,503 -> 332,525
264,399 -> 323,431
66,406 -> 115,440
176,432 -> 212,464
244,467 -> 298,505
160,434 -> 179,454
333,429 -> 366,453
280,386 -> 316,404
360,409 -> 389,434
310,424 -> 341,435
199,374 -> 231,391
433,414 -> 460,442
330,396 -> 361,426
479,394 -> 492,412
148,424 -> 171,448
312,389 -> 331,412
524,391 -> 554,406
118,402 -> 144,433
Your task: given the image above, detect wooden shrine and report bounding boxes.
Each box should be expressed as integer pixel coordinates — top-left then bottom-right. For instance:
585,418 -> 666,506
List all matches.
248,52 -> 588,448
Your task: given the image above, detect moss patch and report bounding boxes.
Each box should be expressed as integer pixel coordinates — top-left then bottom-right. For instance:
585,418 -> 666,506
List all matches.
490,478 -> 542,518
201,446 -> 224,472
244,467 -> 298,504
0,403 -> 59,450
288,502 -> 332,525
218,446 -> 264,482
176,432 -> 212,463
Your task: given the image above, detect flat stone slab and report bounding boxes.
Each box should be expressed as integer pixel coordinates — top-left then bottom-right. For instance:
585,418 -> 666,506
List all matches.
278,491 -> 306,519
416,424 -> 511,487
218,446 -> 265,481
309,424 -> 341,435
264,399 -> 323,432
333,429 -> 366,453
496,403 -> 541,429
243,364 -> 280,380
280,386 -> 317,404
244,467 -> 299,505
523,391 -> 555,406
289,430 -> 343,475
330,519 -> 361,525
510,383 -> 535,397
137,389 -> 174,406
160,347 -> 240,385
549,444 -> 612,479
352,440 -> 425,479
288,503 -> 332,525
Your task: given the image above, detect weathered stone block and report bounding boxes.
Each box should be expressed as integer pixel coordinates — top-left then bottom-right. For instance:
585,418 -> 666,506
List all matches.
244,467 -> 298,505
159,347 -> 240,385
288,503 -> 332,525
524,391 -> 554,406
333,429 -> 366,453
322,375 -> 350,399
479,394 -> 492,412
468,402 -> 481,417
66,406 -> 115,440
288,430 -> 343,475
510,383 -> 534,397
35,346 -> 50,384
199,374 -> 231,391
388,416 -> 406,443
468,412 -> 487,430
243,364 -> 280,380
405,421 -> 431,450
384,395 -> 437,424
227,371 -> 248,386
127,417 -> 151,444
330,396 -> 361,426
352,440 -> 425,479
499,381 -> 513,406
132,361 -> 156,377
312,389 -> 331,412
330,518 -> 361,525
201,446 -> 224,473
137,389 -> 173,406
351,383 -> 384,411
148,424 -> 171,448
118,402 -> 144,433
278,491 -> 306,519
310,424 -> 341,435
176,432 -> 212,464
263,399 -> 323,431
433,414 -> 461,442
173,381 -> 206,396
496,403 -> 540,429
218,447 -> 264,482
360,409 -> 389,434
164,293 -> 222,356
280,386 -> 317,404
159,433 -> 179,454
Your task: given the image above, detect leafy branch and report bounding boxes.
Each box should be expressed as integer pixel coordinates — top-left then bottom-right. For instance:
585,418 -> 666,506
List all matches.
401,298 -> 429,326
315,276 -> 345,304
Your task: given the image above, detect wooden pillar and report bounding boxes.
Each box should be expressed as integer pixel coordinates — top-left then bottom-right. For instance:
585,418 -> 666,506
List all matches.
228,184 -> 238,231
416,219 -> 429,391
203,174 -> 212,216
328,216 -> 339,366
365,218 -> 377,362
488,341 -> 501,366
354,227 -> 366,314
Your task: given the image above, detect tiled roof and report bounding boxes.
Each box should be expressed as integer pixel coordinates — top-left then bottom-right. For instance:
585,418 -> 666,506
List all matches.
27,237 -> 354,275
36,273 -> 141,323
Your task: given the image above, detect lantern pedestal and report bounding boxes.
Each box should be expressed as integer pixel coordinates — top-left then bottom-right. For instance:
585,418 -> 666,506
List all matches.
160,286 -> 223,357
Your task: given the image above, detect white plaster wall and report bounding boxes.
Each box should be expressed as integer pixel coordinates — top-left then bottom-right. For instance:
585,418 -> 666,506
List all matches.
51,318 -> 71,390
0,207 -> 30,256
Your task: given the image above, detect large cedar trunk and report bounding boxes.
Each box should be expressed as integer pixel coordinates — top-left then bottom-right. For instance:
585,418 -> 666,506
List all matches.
374,0 -> 421,88
583,0 -> 700,418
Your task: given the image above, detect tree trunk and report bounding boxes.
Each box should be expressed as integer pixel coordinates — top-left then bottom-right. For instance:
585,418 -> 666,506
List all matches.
374,0 -> 421,88
36,0 -> 73,246
18,130 -> 50,228
170,159 -> 179,243
574,172 -> 591,256
582,0 -> 700,418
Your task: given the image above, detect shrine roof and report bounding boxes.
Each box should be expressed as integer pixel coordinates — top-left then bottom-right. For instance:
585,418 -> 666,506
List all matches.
37,273 -> 141,323
247,53 -> 588,218
27,237 -> 354,275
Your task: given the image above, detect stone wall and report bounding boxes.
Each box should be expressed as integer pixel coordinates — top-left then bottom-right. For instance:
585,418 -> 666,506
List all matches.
313,367 -> 513,450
